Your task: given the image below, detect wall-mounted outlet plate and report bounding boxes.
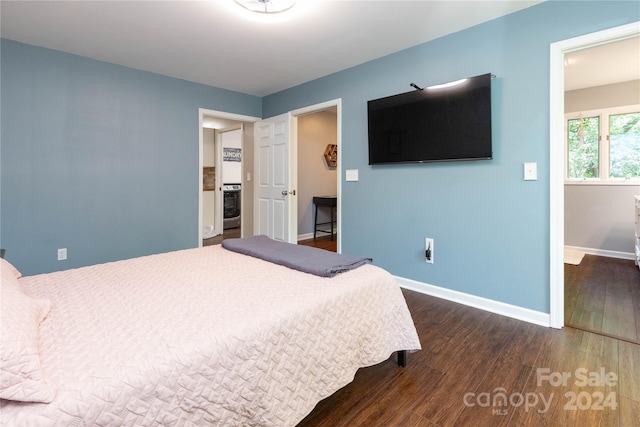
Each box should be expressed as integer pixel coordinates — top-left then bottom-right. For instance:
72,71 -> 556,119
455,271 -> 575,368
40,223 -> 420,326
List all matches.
425,238 -> 434,264
57,248 -> 67,261
524,162 -> 537,180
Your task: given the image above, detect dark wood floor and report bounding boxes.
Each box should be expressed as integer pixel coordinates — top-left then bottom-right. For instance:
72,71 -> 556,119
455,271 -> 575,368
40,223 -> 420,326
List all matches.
292,249 -> 639,426
208,235 -> 638,425
298,235 -> 337,252
297,288 -> 639,426
565,255 -> 640,344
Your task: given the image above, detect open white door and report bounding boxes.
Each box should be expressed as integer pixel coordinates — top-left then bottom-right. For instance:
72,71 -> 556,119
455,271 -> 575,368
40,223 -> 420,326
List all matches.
254,113 -> 296,243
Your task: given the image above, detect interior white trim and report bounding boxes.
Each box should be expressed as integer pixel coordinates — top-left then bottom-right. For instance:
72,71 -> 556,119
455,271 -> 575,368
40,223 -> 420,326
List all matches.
564,245 -> 635,261
396,276 -> 551,327
549,21 -> 640,329
297,232 -> 314,242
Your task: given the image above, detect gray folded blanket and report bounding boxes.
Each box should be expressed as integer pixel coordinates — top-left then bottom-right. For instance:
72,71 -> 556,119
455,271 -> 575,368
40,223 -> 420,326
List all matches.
221,235 -> 372,277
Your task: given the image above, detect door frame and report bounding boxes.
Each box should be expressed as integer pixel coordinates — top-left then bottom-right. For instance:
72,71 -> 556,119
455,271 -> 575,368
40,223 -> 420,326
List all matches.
289,99 -> 342,251
548,21 -> 640,328
218,125 -> 243,233
198,108 -> 260,247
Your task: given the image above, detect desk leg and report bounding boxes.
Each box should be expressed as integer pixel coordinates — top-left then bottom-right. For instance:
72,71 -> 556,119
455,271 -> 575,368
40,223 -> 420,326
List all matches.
313,204 -> 318,239
330,206 -> 334,240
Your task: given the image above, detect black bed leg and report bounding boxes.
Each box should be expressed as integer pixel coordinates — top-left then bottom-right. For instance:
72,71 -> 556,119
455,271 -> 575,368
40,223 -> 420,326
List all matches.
397,350 -> 407,367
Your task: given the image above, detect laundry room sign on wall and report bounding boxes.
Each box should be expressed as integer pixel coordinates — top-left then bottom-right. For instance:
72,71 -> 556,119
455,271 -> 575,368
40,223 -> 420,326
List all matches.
223,148 -> 242,162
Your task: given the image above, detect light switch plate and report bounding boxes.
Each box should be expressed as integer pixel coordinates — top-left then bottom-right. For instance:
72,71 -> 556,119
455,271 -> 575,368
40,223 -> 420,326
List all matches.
345,169 -> 359,182
524,162 -> 537,181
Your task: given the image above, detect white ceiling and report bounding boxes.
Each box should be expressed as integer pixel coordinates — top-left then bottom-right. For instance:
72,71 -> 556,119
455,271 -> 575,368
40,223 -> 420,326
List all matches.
564,36 -> 640,91
2,1 -> 636,96
1,0 -> 547,97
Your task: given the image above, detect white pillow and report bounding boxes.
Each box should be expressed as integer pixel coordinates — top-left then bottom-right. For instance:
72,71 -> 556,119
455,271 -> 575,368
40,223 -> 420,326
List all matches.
1,257 -> 22,279
0,259 -> 55,403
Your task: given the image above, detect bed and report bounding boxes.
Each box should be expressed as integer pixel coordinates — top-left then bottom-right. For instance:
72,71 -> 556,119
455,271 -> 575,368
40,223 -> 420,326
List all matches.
1,238 -> 421,426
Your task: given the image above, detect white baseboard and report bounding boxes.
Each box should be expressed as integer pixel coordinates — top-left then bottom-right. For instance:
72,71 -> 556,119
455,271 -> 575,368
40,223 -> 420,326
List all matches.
297,232 -> 314,242
395,276 -> 551,328
564,245 -> 634,261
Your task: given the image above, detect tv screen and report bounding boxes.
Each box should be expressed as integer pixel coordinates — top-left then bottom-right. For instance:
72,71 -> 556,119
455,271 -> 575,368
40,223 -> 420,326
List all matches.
367,73 -> 492,165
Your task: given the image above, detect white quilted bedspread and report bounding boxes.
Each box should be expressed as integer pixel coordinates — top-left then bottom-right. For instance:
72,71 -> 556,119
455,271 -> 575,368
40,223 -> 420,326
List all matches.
1,246 -> 420,426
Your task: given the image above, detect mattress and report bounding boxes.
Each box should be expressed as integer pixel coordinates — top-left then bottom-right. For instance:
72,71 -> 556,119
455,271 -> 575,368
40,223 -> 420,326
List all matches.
1,245 -> 421,426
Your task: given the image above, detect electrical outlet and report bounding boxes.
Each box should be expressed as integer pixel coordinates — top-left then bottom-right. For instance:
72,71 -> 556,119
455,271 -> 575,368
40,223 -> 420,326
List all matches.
425,238 -> 434,264
524,162 -> 538,180
57,248 -> 67,261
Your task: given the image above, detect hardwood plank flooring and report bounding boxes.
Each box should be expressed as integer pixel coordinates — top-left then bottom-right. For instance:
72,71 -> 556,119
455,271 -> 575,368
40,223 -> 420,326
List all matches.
565,255 -> 640,344
297,289 -> 640,426
206,236 -> 637,424
298,235 -> 337,252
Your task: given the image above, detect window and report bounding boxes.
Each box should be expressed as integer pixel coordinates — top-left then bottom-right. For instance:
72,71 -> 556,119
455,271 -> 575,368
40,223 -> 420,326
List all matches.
566,105 -> 640,182
567,115 -> 599,178
610,112 -> 640,178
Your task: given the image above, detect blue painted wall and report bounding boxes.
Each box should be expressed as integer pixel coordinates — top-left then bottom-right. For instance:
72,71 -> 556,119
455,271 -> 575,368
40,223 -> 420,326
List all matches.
1,39 -> 261,275
1,1 -> 638,314
263,1 -> 639,313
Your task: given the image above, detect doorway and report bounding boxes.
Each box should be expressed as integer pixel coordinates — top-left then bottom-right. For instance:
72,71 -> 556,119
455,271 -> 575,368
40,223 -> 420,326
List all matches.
296,107 -> 338,247
291,99 -> 342,251
549,22 -> 640,329
200,100 -> 341,249
198,109 -> 259,247
253,99 -> 342,250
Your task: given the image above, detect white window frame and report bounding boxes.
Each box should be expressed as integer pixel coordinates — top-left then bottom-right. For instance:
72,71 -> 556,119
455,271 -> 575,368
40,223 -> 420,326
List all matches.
565,104 -> 640,185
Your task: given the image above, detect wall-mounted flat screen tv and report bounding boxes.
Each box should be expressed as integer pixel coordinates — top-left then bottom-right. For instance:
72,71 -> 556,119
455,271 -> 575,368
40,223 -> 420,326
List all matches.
367,73 -> 492,165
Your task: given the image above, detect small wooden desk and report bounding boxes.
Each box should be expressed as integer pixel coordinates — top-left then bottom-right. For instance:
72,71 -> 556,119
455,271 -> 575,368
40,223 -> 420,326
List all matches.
313,196 -> 337,240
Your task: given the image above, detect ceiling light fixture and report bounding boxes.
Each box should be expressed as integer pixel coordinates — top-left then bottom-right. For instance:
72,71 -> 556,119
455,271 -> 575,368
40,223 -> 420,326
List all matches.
234,0 -> 297,14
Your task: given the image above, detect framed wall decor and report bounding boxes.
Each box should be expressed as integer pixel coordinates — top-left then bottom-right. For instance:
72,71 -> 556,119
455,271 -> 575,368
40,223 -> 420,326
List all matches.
324,144 -> 337,167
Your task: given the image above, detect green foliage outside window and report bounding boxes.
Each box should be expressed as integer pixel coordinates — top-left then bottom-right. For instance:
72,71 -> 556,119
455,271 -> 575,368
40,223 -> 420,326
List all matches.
609,112 -> 640,179
567,116 -> 599,179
